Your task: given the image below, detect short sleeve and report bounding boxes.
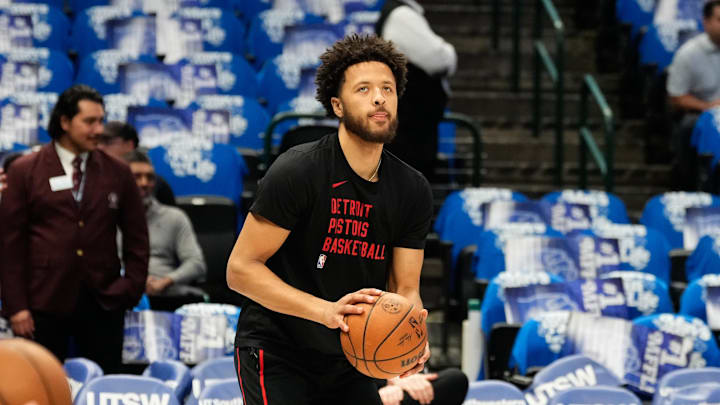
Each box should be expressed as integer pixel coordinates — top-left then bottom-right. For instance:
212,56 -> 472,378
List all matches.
667,47 -> 694,97
394,175 -> 433,249
250,150 -> 314,230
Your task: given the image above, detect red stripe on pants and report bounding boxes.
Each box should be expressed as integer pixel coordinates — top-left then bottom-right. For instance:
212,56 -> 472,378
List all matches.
235,348 -> 247,402
260,349 -> 269,405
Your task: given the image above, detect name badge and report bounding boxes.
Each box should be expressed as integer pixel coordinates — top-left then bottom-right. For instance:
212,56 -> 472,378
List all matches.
49,175 -> 73,192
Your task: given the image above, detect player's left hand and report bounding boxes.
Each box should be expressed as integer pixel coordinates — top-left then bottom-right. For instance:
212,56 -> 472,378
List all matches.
400,309 -> 430,377
393,373 -> 438,405
378,385 -> 403,405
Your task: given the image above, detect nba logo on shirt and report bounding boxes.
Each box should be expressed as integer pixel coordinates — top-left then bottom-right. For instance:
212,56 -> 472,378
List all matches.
317,254 -> 327,269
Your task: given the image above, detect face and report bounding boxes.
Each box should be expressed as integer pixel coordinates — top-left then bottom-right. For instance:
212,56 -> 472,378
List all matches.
331,61 -> 398,144
98,136 -> 135,159
704,5 -> 720,45
59,100 -> 105,154
129,161 -> 156,200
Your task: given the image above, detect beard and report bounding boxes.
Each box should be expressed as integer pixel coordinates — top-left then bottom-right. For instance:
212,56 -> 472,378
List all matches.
341,106 -> 398,144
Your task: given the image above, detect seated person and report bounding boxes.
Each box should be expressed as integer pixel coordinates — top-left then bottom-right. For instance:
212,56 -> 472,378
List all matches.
99,121 -> 176,206
123,150 -> 206,309
378,369 -> 468,405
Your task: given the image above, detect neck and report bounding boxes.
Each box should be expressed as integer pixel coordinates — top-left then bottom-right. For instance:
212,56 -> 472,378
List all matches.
57,136 -> 82,156
338,124 -> 383,181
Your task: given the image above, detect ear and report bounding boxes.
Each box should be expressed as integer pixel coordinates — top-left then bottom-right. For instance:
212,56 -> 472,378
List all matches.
60,115 -> 71,133
331,97 -> 343,119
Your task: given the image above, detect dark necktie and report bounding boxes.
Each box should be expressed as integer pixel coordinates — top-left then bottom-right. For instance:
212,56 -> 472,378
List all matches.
72,156 -> 83,197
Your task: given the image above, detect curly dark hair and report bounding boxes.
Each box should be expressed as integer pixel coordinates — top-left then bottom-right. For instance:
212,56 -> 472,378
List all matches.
48,84 -> 104,140
315,34 -> 407,118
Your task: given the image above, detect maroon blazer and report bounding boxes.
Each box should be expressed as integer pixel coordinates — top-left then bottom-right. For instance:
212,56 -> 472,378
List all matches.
0,143 -> 149,317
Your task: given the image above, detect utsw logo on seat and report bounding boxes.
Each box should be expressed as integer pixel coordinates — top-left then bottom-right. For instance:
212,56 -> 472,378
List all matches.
83,392 -> 171,405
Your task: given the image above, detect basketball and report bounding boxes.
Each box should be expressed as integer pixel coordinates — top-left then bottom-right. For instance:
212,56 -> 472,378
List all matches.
0,338 -> 72,405
340,292 -> 427,379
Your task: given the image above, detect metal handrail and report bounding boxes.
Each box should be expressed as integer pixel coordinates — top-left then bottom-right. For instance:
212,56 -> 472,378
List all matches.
531,0 -> 565,187
262,111 -> 483,186
578,74 -> 615,192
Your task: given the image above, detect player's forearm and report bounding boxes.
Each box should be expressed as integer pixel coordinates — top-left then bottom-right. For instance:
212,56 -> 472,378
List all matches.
227,258 -> 329,324
393,286 -> 423,312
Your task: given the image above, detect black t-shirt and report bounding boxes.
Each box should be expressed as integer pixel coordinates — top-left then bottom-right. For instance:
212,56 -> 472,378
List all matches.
235,132 -> 433,357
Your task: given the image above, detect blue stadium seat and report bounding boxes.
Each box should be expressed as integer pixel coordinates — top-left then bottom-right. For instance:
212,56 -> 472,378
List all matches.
197,379 -> 242,404
186,52 -> 259,97
64,358 -> 103,401
633,313 -> 720,368
481,272 -> 561,336
510,311 -> 571,374
246,9 -> 324,69
75,375 -> 181,405
463,380 -> 525,402
188,357 -> 236,405
602,271 -> 673,319
235,0 -> 272,22
525,355 -> 623,405
591,223 -> 672,284
143,360 -> 192,402
549,386 -> 641,405
679,274 -> 720,323
70,6 -> 152,58
196,94 -> 269,152
257,56 -> 320,115
104,94 -> 168,123
541,189 -> 631,225
638,20 -> 701,73
667,382 -> 720,405
0,98 -> 43,148
616,0 -> 656,37
641,192 -> 720,250
167,8 -> 246,56
1,92 -> 58,144
1,48 -> 73,94
75,50 -> 158,95
653,368 -> 720,405
18,0 -> 64,10
686,235 -> 720,282
6,4 -> 70,51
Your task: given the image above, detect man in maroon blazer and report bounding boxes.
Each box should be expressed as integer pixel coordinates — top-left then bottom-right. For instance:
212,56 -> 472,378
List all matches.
0,85 -> 149,373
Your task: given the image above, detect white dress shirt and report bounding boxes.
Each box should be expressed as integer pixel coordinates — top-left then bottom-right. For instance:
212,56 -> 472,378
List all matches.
54,142 -> 88,201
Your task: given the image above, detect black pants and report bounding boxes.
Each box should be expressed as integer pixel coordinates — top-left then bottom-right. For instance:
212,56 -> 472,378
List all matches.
32,287 -> 125,374
235,346 -> 383,405
398,369 -> 468,405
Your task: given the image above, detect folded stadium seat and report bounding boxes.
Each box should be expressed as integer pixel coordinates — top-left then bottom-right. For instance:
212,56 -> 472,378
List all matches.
1,48 -> 73,94
69,0 -> 111,13
234,0 -> 271,22
70,6 -> 153,59
16,0 -> 64,10
616,0 -> 656,38
638,19 -> 701,74
541,189 -> 631,225
272,96 -> 336,152
187,357 -> 236,405
685,235 -> 720,282
64,358 -> 103,401
464,380 -> 525,403
104,94 -> 168,122
481,272 -> 561,337
197,379 -> 242,405
1,91 -> 59,144
653,368 -> 720,405
142,360 -> 192,402
5,3 -> 70,51
75,375 -> 181,405
195,94 -> 269,152
175,196 -> 239,306
633,313 -> 720,367
184,52 -> 259,98
602,271 -> 674,317
159,7 -> 246,59
667,383 -> 720,405
590,223 -> 673,285
679,274 -> 720,323
509,311 -> 572,375
75,50 -> 158,95
246,9 -> 325,70
641,193 -> 720,251
549,386 -> 642,405
0,98 -> 43,148
524,354 -> 623,405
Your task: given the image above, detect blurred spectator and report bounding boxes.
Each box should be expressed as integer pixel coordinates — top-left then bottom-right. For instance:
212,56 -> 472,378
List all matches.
0,85 -> 148,373
123,150 -> 206,310
376,0 -> 457,181
98,121 -> 176,206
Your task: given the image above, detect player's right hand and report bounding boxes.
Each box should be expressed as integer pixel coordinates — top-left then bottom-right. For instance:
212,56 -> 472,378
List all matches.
10,310 -> 35,338
321,288 -> 383,332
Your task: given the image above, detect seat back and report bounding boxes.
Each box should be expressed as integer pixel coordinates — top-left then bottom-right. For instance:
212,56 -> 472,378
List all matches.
197,378 -> 242,405
188,52 -> 258,98
7,4 -> 70,51
64,358 -> 104,401
189,357 -> 236,405
510,311 -> 571,375
640,192 -> 720,250
75,375 -> 181,405
548,386 -> 641,405
602,271 -> 673,319
3,48 -> 73,94
653,368 -> 720,405
143,360 -> 192,401
75,51 -> 158,95
541,189 -> 630,225
196,95 -> 270,152
679,274 -> 720,322
464,380 -> 524,402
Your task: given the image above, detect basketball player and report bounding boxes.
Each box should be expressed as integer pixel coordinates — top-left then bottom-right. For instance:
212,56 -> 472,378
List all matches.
226,34 -> 433,405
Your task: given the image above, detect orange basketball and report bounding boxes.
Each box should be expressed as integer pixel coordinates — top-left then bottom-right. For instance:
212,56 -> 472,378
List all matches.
0,338 -> 72,405
340,292 -> 427,379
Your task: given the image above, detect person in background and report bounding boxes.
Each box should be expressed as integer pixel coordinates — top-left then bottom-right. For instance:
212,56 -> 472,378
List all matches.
98,121 -> 176,206
377,0 -> 457,181
0,85 -> 148,373
123,150 -> 207,310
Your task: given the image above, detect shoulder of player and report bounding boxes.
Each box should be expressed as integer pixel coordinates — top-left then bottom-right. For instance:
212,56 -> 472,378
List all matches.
272,138 -> 333,175
383,149 -> 430,189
